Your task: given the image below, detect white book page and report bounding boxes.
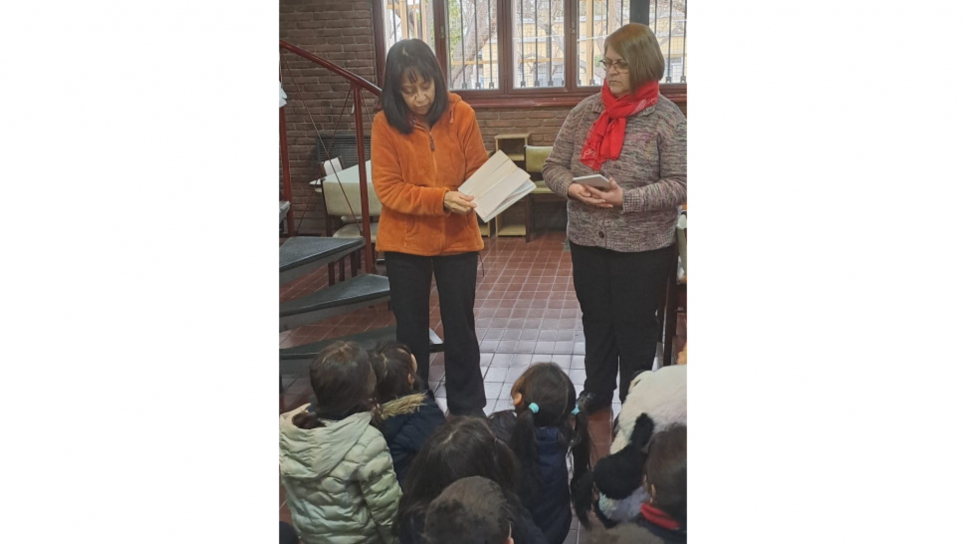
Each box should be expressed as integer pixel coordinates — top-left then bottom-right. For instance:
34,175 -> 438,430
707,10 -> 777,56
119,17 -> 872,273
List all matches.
474,169 -> 532,220
459,151 -> 516,197
480,179 -> 537,222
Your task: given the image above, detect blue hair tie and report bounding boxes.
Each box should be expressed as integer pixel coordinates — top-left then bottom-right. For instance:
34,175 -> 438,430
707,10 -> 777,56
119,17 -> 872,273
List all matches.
528,402 -> 539,414
572,406 -> 580,416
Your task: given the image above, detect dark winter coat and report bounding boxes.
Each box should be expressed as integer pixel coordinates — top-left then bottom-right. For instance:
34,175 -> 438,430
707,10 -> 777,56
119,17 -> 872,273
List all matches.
372,390 -> 446,486
489,410 -> 572,544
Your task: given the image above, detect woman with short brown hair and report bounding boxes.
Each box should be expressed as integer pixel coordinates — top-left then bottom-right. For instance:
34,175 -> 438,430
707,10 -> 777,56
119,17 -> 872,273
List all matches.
543,23 -> 686,413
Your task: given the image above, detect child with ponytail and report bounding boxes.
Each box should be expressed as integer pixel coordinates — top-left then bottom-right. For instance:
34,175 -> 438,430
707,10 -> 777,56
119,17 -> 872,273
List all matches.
487,362 -> 591,544
368,341 -> 446,486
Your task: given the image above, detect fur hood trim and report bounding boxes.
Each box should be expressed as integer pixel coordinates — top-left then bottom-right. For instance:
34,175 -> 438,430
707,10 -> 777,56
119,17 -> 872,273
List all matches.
373,392 -> 426,423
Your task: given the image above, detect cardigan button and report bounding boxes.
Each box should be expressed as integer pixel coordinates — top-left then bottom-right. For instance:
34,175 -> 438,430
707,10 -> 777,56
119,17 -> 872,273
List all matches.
597,231 -> 604,239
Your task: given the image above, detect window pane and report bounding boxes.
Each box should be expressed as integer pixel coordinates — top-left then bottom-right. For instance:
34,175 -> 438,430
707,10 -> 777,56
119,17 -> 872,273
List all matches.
511,0 -> 564,89
650,0 -> 687,82
383,0 -> 435,54
446,0 -> 500,90
577,0 -> 688,86
577,0 -> 630,87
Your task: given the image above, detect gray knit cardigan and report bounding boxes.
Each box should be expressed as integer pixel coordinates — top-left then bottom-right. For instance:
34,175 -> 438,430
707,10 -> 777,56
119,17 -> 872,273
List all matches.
543,93 -> 687,253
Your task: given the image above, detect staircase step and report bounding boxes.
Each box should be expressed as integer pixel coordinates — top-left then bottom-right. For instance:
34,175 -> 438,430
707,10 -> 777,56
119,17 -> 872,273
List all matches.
279,274 -> 391,332
280,326 -> 444,375
279,236 -> 364,286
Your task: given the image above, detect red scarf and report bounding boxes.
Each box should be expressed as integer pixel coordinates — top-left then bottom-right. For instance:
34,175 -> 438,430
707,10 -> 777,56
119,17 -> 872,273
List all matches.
580,81 -> 660,171
640,502 -> 681,531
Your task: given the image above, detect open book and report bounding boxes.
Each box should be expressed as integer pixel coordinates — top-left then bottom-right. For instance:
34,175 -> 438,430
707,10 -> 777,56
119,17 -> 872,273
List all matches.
459,150 -> 536,223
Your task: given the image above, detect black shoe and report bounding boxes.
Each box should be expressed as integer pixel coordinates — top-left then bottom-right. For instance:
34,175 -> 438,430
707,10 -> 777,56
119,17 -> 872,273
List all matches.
576,391 -> 612,415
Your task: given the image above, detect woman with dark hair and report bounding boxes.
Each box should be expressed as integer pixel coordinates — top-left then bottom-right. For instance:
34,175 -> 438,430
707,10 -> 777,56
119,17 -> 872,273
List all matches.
543,23 -> 687,413
395,417 -> 548,544
371,39 -> 488,417
278,342 -> 401,544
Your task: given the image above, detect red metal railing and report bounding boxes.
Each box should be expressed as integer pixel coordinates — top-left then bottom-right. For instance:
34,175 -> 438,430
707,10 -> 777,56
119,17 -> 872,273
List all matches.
279,39 -> 381,274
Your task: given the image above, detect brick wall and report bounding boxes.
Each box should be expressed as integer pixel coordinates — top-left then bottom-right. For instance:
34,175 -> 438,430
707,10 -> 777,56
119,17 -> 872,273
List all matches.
280,0 -> 380,235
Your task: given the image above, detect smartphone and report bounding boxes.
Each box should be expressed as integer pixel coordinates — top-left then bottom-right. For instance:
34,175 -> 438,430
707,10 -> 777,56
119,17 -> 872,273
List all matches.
573,174 -> 611,190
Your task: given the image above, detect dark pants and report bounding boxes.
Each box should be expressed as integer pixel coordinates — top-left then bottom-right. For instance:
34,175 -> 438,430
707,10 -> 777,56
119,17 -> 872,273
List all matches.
385,251 -> 485,416
279,521 -> 299,544
570,241 -> 675,403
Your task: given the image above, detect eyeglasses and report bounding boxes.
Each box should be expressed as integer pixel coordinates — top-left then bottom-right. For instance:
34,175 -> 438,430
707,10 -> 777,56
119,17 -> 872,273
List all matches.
598,59 -> 630,71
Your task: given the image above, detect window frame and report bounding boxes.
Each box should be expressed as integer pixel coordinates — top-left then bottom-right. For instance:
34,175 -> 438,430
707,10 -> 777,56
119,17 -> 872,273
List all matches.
372,0 -> 686,109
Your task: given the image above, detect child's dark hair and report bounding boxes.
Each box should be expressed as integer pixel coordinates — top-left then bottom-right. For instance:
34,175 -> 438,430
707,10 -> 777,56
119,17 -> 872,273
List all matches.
508,362 -> 591,505
368,341 -> 423,404
292,341 -> 374,428
395,417 -> 519,539
422,476 -> 513,544
644,425 -> 687,528
381,39 -> 449,134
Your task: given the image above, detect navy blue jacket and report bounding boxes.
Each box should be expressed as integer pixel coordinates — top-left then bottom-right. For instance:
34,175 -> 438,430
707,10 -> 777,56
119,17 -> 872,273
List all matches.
489,411 -> 572,544
374,390 -> 446,486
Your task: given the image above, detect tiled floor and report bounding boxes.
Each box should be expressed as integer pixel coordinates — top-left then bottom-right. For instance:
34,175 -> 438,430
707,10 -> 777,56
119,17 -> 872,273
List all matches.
279,230 -> 671,543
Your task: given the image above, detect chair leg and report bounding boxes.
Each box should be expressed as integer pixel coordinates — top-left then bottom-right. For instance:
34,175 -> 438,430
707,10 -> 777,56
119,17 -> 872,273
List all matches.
327,262 -> 336,287
525,195 -> 533,243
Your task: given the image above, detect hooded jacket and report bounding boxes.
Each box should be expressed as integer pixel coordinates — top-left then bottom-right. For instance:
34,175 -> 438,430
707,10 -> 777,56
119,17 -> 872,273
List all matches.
279,406 -> 401,544
371,93 -> 488,257
371,390 -> 446,486
488,410 -> 572,544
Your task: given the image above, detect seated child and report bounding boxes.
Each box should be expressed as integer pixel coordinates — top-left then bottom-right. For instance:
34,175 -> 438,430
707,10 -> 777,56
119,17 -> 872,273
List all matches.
636,425 -> 687,543
575,421 -> 686,543
422,476 -> 514,544
368,342 -> 446,486
279,341 -> 401,544
395,417 -> 548,544
487,363 -> 591,544
602,364 -> 687,523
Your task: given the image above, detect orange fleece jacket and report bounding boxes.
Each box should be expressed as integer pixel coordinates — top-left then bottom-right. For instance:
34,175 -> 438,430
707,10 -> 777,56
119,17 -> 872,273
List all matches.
371,93 -> 488,256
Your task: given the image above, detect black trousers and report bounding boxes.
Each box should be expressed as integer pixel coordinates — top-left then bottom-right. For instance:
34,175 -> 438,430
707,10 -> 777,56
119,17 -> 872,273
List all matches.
385,251 -> 485,416
570,241 -> 676,403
